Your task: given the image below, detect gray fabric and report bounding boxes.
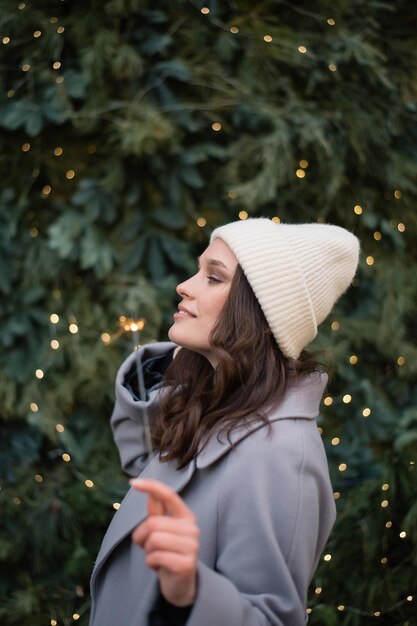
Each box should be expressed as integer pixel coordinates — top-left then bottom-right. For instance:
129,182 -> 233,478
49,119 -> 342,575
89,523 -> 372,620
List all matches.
89,343 -> 336,626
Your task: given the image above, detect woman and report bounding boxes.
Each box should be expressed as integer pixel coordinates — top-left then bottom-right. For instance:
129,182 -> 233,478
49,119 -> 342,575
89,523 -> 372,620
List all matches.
89,218 -> 360,626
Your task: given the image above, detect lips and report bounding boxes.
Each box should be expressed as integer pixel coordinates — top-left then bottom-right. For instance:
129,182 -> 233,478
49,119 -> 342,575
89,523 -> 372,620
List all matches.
177,305 -> 197,318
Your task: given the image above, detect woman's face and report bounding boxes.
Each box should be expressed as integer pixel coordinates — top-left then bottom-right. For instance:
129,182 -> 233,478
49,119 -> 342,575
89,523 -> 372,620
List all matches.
168,238 -> 238,366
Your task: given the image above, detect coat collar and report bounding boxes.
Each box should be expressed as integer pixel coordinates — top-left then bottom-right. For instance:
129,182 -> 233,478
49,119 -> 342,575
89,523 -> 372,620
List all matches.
92,370 -> 327,583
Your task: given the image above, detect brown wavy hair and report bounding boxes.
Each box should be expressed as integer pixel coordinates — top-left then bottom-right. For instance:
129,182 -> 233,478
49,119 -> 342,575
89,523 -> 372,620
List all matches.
152,264 -> 321,468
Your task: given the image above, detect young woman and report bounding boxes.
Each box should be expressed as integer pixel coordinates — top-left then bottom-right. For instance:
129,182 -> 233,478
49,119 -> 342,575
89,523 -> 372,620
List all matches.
89,218 -> 360,626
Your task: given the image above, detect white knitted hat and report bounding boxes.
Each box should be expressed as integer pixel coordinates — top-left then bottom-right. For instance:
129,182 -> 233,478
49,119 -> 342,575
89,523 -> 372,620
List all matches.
210,218 -> 360,359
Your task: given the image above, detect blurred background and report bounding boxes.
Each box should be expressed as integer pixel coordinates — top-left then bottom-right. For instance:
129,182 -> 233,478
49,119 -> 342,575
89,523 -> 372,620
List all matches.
1,1 -> 417,624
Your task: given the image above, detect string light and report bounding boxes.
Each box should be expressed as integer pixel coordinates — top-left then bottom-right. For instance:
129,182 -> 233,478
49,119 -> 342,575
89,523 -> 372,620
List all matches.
227,191 -> 237,199
239,211 -> 248,220
22,63 -> 30,72
334,492 -> 341,500
323,554 -> 332,561
331,321 -> 339,330
113,502 -> 121,510
394,189 -> 402,199
54,146 -> 63,156
230,26 -> 239,34
362,407 -> 371,417
381,483 -> 389,491
13,497 -> 21,505
42,185 -> 52,195
50,314 -> 59,323
18,2 -> 25,8
62,453 -> 71,462
33,30 -> 42,38
73,614 -> 80,621
397,356 -> 406,366
381,500 -> 389,508
211,122 -> 222,131
342,394 -> 352,403
264,35 -> 273,43
53,61 -> 61,69
196,217 -> 207,227
323,396 -> 333,406
85,480 -> 94,488
7,90 -> 15,97
331,437 -> 340,446
397,222 -> 405,232
57,26 -> 65,33
2,36 -> 10,44
56,424 -> 65,432
353,204 -> 363,214
315,587 -> 322,594
51,340 -> 60,349
349,355 -> 358,364
337,605 -> 345,611
380,557 -> 388,564
366,256 -> 375,266
298,46 -> 307,53
328,64 -> 337,72
327,18 -> 336,25
338,463 -> 347,471
385,521 -> 392,528
373,231 -> 382,240
399,531 -> 407,538
50,17 -> 58,23
34,474 -> 43,483
35,369 -> 44,379
22,142 -> 30,152
69,323 -> 78,334
51,620 -> 57,625
30,228 -> 39,237
296,169 -> 306,178
30,403 -> 39,412
201,6 -> 209,14
271,217 -> 281,223
101,333 -> 111,344
299,159 -> 308,168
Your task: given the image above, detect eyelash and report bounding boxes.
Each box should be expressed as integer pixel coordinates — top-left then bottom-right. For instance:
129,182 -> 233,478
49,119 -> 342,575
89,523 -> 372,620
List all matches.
207,275 -> 221,284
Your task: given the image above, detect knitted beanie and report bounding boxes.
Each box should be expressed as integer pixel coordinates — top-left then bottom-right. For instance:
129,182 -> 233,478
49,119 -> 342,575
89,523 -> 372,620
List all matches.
210,218 -> 360,359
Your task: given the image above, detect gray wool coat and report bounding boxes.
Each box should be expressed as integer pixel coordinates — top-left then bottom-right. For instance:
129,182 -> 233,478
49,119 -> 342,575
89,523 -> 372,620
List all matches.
89,342 -> 336,626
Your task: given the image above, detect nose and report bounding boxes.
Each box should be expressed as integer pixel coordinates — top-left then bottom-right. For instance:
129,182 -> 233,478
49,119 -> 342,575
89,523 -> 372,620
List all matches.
176,276 -> 194,299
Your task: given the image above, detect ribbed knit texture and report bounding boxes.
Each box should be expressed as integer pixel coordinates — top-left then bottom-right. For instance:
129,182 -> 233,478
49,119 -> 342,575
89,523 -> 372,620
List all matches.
211,219 -> 360,359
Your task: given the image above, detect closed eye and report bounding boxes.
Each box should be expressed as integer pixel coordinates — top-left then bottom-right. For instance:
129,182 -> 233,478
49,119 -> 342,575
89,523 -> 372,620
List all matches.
207,275 -> 222,284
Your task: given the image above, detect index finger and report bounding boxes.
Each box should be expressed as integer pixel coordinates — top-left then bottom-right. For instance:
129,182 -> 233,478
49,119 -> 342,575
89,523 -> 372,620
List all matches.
130,478 -> 194,520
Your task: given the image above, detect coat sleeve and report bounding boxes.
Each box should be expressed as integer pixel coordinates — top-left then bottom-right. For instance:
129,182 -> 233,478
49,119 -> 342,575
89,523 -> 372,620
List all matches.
186,419 -> 336,626
110,342 -> 175,477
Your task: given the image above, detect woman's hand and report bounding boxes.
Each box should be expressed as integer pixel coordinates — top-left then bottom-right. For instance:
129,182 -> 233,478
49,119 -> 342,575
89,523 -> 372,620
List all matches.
130,479 -> 199,607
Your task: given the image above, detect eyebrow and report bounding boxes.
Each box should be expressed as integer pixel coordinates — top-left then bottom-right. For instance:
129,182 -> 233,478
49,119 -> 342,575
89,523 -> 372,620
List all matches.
198,257 -> 229,270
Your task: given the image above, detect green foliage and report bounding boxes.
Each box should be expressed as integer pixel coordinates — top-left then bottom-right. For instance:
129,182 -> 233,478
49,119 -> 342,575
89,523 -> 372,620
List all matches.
1,0 -> 417,624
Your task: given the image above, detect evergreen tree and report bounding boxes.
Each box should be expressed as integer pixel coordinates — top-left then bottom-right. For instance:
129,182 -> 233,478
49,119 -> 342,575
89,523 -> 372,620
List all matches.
1,1 -> 416,624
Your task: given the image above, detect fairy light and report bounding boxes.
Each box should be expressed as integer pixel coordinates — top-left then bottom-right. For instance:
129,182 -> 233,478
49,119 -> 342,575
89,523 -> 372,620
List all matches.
34,474 -> 43,483
374,231 -> 382,240
56,424 -> 65,432
323,554 -> 332,561
53,289 -> 61,299
22,63 -> 30,72
394,189 -> 401,199
228,191 -> 237,199
306,608 -> 312,615
69,323 -> 78,334
30,228 -> 39,237
2,36 -> 10,44
338,463 -> 347,472
315,587 -> 322,595
366,256 -> 375,266
7,90 -> 14,97
50,313 -> 59,323
54,146 -> 63,156
73,614 -> 80,620
407,596 -> 413,601
381,500 -> 389,508
382,483 -> 389,491
334,492 -> 341,500
201,6 -> 209,14
397,356 -> 406,366
42,185 -> 52,195
331,321 -> 339,330
62,453 -> 71,462
35,369 -> 44,379
33,30 -> 42,38
50,17 -> 58,23
22,143 -> 30,152
349,355 -> 358,364
296,169 -> 306,178
338,605 -> 345,611
385,521 -> 392,528
57,26 -> 65,33
51,340 -> 59,350
299,159 -> 308,168
264,35 -> 273,43
66,170 -> 75,180
113,502 -> 121,510
272,217 -> 281,223
323,396 -> 333,406
342,394 -> 352,403
381,557 -> 388,564
13,497 -> 21,505
374,611 -> 381,617
30,403 -> 39,412
53,61 -> 61,69
239,211 -> 248,220
51,620 -> 57,625
230,26 -> 239,33
327,18 -> 336,25
211,122 -> 222,131
331,437 -> 340,446
399,531 -> 407,538
397,223 -> 405,232
298,45 -> 307,53
85,480 -> 94,488
18,2 -> 26,8
101,333 -> 111,344
328,64 -> 337,72
362,407 -> 371,417
197,217 -> 207,227
353,204 -> 363,214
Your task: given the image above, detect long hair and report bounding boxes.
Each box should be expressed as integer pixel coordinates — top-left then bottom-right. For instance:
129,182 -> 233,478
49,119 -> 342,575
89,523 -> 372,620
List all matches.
152,265 -> 321,468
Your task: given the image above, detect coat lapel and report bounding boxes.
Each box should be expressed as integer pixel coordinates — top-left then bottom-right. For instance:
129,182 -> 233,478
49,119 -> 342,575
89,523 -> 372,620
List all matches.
91,453 -> 196,585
